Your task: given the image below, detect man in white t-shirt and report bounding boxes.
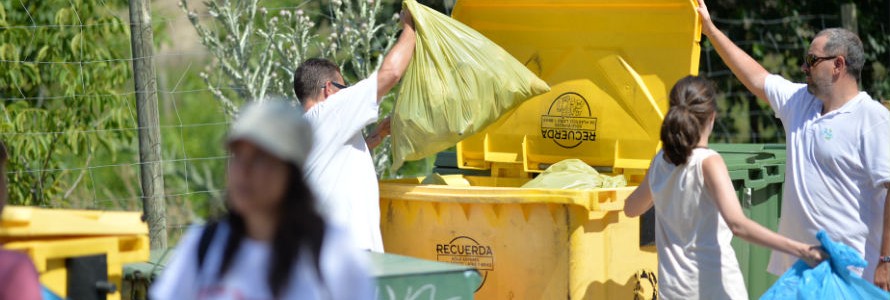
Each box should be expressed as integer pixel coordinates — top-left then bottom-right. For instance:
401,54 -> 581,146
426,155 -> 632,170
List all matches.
292,11 -> 415,252
697,0 -> 890,290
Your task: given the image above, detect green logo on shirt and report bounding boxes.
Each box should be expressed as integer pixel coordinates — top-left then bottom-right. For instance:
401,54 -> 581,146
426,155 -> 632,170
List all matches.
821,128 -> 833,140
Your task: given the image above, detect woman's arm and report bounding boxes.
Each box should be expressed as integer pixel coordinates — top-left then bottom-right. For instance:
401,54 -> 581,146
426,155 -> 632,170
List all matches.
702,155 -> 825,266
624,170 -> 654,218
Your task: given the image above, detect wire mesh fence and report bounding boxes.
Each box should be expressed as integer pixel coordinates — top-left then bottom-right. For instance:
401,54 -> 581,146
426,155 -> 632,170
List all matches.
0,1 -> 886,242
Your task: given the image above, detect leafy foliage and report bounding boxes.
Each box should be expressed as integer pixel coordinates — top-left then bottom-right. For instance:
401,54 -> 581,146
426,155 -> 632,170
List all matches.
181,0 -> 434,178
0,1 -> 135,206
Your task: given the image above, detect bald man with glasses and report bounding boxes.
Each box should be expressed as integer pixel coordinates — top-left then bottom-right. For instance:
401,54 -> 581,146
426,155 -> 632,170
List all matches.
698,0 -> 890,290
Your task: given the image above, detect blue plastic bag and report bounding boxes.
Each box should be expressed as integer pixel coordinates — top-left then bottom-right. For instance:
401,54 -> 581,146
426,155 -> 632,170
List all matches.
42,285 -> 64,300
760,230 -> 890,299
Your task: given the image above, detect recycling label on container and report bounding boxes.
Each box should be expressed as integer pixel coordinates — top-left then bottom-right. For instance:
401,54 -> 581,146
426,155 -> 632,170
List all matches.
540,92 -> 597,148
436,236 -> 494,271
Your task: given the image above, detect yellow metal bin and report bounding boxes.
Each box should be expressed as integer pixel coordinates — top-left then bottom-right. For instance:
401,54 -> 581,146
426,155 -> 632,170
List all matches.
381,0 -> 701,298
0,206 -> 150,300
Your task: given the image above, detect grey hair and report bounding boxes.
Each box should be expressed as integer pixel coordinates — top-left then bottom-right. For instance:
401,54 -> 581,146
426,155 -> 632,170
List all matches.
815,28 -> 865,82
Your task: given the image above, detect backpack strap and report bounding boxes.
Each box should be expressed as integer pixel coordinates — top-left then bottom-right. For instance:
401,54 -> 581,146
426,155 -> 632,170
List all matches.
196,222 -> 219,271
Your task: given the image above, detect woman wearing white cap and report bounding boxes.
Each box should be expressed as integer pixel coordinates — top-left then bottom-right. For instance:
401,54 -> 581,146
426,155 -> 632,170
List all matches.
151,99 -> 373,299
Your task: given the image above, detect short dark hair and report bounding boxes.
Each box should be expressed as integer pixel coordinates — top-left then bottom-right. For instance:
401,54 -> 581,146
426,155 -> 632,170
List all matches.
293,58 -> 341,102
0,141 -> 8,215
816,28 -> 865,82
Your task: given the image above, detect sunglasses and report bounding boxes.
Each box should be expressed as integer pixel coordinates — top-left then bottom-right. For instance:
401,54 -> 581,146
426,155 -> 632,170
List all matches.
804,54 -> 838,68
322,81 -> 349,90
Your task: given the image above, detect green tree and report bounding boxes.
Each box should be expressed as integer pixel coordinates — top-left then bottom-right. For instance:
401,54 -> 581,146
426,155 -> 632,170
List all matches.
0,1 -> 134,206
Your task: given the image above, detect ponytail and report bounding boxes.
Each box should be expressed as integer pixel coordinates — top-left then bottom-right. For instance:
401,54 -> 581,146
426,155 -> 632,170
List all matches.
660,76 -> 717,165
661,107 -> 702,165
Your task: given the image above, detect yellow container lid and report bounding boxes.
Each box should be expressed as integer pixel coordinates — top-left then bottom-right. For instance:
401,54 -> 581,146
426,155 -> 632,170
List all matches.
452,0 -> 702,175
0,206 -> 148,239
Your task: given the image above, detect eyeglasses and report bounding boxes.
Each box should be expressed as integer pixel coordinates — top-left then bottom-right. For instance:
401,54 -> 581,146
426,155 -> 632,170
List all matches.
804,54 -> 838,68
321,81 -> 349,90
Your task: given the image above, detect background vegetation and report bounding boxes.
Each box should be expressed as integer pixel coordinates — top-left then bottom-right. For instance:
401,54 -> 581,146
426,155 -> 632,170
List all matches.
0,1 -> 887,238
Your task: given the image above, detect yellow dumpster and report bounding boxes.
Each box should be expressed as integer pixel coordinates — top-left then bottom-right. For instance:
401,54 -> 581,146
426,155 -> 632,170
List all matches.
0,206 -> 149,300
380,0 -> 701,299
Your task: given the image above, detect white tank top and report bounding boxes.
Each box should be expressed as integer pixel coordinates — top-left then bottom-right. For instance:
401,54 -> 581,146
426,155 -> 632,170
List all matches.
648,148 -> 748,300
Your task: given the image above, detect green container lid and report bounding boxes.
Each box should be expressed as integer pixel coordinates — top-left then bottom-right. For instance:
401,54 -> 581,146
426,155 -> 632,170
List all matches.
370,252 -> 482,299
711,143 -> 786,189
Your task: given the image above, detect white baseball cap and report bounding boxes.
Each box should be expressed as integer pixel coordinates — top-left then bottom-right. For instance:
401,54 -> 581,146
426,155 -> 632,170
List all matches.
227,98 -> 314,166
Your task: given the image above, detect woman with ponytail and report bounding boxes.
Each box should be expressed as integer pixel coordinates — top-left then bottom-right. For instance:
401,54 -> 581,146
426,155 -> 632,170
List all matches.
151,99 -> 373,300
624,76 -> 826,299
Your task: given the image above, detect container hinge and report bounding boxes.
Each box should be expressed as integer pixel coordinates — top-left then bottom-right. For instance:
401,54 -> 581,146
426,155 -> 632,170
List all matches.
743,187 -> 753,208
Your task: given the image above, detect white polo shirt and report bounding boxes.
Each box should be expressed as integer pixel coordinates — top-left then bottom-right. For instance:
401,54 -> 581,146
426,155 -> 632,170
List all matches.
303,72 -> 384,252
763,74 -> 890,280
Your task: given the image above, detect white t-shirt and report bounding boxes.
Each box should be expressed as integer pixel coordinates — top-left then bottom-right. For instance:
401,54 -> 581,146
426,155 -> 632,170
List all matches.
648,148 -> 748,300
303,72 -> 383,252
763,74 -> 890,279
150,222 -> 373,300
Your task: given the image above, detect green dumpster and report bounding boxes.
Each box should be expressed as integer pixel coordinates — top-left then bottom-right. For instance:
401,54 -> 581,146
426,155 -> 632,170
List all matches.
122,250 -> 170,300
711,143 -> 786,299
122,249 -> 482,300
370,252 -> 482,300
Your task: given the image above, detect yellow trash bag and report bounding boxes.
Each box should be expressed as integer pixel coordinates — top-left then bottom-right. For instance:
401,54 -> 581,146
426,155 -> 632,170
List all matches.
521,159 -> 628,190
391,0 -> 550,171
